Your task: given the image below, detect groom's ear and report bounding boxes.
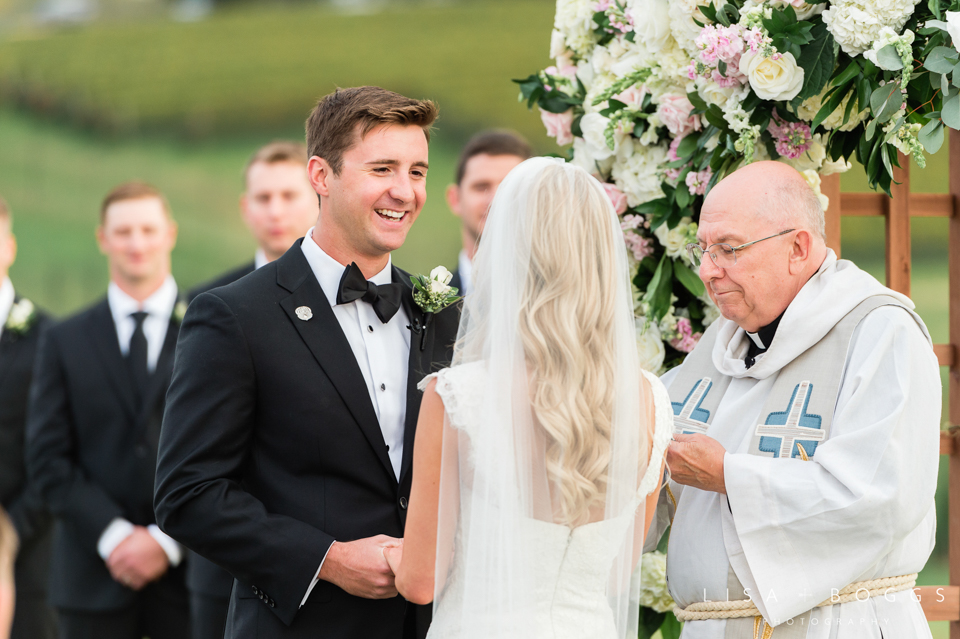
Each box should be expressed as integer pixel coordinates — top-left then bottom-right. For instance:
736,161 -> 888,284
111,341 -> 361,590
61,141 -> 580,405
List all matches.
308,156 -> 332,198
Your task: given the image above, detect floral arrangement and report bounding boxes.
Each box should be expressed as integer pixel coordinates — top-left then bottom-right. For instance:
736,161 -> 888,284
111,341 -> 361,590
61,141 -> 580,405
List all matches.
412,266 -> 461,314
4,298 -> 37,337
518,0 -> 960,373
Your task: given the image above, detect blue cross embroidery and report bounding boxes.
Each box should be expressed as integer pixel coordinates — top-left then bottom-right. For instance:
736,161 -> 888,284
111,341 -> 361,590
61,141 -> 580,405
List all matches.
755,381 -> 825,459
672,378 -> 712,435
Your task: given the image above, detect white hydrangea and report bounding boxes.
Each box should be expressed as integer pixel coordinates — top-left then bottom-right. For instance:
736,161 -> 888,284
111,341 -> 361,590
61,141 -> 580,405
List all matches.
647,38 -> 696,99
820,156 -> 852,175
555,0 -> 600,58
639,551 -> 675,613
668,0 -> 709,57
628,0 -> 673,55
822,0 -> 922,56
610,138 -> 669,206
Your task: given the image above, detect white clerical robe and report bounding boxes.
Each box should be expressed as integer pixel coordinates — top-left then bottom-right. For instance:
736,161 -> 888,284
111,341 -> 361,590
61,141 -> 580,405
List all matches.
657,252 -> 941,638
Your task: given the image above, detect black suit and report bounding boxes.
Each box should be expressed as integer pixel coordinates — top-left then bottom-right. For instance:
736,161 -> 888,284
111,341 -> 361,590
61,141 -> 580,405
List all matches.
26,298 -> 189,639
155,242 -> 458,639
184,260 -> 256,639
448,269 -> 463,298
0,302 -> 57,639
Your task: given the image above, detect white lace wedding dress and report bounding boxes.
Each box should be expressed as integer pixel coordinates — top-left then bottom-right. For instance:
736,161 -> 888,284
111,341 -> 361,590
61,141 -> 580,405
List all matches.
421,363 -> 674,639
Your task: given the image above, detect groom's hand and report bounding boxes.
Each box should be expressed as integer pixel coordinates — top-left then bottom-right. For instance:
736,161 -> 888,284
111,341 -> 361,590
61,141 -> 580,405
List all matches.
667,433 -> 727,494
319,535 -> 401,599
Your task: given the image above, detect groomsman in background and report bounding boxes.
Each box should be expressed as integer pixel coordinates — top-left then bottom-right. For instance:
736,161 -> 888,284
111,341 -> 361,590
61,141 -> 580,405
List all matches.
185,141 -> 317,639
0,199 -> 56,639
189,141 -> 318,300
26,183 -> 190,639
445,130 -> 530,295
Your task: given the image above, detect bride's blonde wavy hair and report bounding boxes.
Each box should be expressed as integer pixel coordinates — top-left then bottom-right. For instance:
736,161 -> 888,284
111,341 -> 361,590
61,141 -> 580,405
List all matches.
518,164 -> 623,526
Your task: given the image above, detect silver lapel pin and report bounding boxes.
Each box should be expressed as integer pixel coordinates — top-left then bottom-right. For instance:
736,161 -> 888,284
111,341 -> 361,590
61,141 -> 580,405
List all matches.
295,306 -> 313,321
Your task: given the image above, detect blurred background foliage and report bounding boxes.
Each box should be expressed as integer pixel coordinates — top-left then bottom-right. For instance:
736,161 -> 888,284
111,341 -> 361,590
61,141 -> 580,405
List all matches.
0,1 -> 951,634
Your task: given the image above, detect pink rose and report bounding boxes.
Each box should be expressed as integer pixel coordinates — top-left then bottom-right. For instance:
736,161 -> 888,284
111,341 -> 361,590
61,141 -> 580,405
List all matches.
545,63 -> 578,80
614,86 -> 647,107
603,183 -> 629,215
540,108 -> 575,146
669,317 -> 703,353
656,94 -> 701,137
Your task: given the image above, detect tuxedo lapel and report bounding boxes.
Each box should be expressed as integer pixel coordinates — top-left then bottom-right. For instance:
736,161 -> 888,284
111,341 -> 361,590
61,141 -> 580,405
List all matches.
87,300 -> 138,419
395,267 -> 435,486
276,247 -> 396,483
0,329 -> 17,391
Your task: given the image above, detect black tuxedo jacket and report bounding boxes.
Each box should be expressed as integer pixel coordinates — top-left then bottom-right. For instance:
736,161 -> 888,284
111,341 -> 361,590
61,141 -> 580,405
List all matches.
448,268 -> 463,298
187,261 -> 255,304
185,259 -> 257,599
154,242 -> 458,638
0,304 -> 52,596
26,297 -> 187,611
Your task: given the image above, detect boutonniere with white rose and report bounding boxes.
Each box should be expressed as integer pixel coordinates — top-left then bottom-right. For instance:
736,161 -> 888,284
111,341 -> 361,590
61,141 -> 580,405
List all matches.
412,266 -> 461,314
4,298 -> 37,337
411,266 -> 461,351
171,300 -> 188,325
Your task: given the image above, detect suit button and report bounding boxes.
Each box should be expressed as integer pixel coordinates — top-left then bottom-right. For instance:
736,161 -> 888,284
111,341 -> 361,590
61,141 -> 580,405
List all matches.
135,444 -> 148,458
268,599 -> 276,608
252,586 -> 259,595
399,497 -> 408,510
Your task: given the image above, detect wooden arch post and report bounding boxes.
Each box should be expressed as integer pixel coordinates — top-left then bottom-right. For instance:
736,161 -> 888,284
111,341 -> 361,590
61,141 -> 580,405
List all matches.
819,135 -> 960,634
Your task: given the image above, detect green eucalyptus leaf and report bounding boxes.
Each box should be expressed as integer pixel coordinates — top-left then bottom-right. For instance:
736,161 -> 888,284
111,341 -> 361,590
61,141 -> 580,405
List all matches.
870,82 -> 897,115
875,44 -> 904,70
918,118 -> 945,153
925,46 -> 960,73
865,117 -> 878,140
942,91 -> 960,128
881,140 -> 894,177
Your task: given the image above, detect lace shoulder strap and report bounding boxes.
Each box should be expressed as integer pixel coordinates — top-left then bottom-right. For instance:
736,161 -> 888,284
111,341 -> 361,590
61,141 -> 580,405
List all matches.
635,370 -> 674,499
417,363 -> 485,433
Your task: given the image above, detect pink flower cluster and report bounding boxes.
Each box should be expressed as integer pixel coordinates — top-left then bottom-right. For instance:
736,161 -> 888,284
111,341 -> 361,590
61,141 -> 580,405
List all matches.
621,214 -> 654,261
685,168 -> 713,196
669,318 -> 703,353
767,117 -> 812,159
688,25 -> 747,87
664,136 -> 686,182
593,0 -> 634,34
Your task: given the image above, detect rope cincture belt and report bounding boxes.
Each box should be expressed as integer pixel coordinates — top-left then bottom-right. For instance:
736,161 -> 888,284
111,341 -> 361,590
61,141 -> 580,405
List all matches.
673,573 -> 918,622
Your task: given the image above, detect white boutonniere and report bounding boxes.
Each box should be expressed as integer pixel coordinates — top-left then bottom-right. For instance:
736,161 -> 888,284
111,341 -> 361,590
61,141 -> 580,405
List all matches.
172,300 -> 188,325
412,266 -> 461,314
411,266 -> 461,352
5,298 -> 37,337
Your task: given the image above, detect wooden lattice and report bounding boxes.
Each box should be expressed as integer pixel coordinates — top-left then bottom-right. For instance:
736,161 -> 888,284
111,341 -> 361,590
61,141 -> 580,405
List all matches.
819,133 -> 960,633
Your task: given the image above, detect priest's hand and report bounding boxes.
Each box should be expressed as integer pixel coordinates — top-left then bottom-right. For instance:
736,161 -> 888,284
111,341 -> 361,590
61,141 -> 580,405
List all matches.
106,527 -> 170,590
667,434 -> 726,494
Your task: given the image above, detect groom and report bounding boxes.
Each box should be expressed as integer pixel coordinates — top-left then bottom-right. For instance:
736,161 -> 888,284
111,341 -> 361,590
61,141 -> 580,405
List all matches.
154,86 -> 459,639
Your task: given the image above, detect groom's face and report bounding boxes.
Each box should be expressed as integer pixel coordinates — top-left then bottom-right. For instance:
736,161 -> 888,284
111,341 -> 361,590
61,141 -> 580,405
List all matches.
314,123 -> 429,260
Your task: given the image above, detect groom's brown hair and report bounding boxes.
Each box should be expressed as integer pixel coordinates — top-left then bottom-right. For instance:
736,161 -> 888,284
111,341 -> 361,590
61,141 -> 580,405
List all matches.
305,86 -> 438,175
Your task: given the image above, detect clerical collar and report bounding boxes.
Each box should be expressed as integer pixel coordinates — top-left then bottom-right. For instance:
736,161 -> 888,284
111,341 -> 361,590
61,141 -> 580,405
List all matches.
744,311 -> 784,368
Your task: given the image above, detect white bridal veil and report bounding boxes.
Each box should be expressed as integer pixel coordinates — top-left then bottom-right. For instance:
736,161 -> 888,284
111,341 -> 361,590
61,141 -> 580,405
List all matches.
432,157 -> 650,638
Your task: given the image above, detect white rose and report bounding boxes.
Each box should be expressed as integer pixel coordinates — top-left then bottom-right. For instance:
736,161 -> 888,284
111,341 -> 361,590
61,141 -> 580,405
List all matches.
769,0 -> 825,20
738,50 -> 804,101
653,216 -> 692,259
629,0 -> 672,54
798,169 -> 830,211
636,319 -> 666,373
429,279 -> 448,295
430,265 -> 453,286
580,112 -> 617,161
947,11 -> 960,52
820,157 -> 852,175
550,29 -> 567,59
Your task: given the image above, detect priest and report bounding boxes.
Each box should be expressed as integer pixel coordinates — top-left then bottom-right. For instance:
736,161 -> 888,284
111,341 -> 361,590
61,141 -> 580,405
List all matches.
654,161 -> 940,638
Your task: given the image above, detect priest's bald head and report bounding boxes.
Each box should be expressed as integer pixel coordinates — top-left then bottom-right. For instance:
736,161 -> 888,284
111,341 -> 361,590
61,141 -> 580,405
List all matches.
696,161 -> 829,333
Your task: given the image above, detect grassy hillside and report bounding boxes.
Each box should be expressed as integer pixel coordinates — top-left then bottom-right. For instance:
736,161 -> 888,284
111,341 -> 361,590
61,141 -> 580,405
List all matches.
0,1 -> 555,141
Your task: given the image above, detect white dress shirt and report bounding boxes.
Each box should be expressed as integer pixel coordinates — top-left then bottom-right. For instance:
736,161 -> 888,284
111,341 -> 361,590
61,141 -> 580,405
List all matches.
457,249 -> 473,297
0,277 -> 15,341
107,275 -> 179,372
97,274 -> 183,567
254,248 -> 269,270
297,229 -> 412,606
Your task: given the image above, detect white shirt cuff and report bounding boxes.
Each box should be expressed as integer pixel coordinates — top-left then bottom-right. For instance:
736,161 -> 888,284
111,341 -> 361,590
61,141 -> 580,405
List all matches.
147,524 -> 183,567
97,518 -> 134,560
300,542 -> 336,608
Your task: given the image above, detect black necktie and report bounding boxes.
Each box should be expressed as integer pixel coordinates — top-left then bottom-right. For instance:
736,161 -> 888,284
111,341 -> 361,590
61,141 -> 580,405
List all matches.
128,311 -> 149,401
336,262 -> 403,324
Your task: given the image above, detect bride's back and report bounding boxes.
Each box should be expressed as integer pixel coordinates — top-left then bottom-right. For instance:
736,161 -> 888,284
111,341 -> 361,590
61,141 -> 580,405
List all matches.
429,158 -> 663,638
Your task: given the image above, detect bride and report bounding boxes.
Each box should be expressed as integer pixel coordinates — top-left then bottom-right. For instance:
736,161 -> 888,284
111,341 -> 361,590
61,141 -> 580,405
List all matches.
384,157 -> 674,638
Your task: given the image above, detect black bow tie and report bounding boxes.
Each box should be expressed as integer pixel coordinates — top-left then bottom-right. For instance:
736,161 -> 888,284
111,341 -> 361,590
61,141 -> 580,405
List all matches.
336,262 -> 403,324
